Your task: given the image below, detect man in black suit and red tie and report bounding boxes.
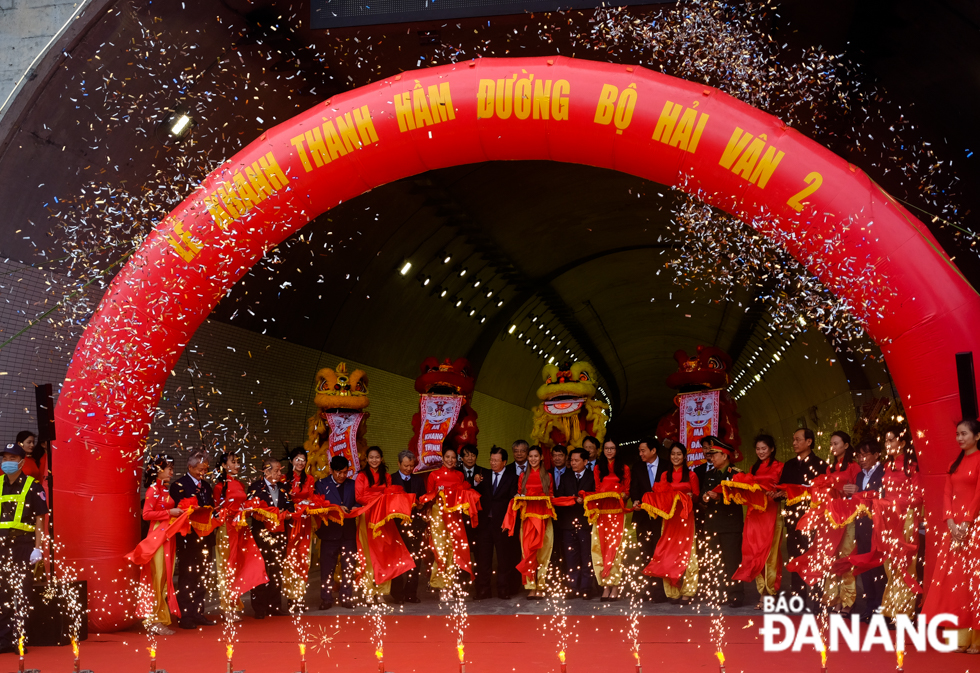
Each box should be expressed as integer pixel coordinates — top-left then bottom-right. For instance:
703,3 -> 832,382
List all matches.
169,448 -> 217,629
556,447 -> 596,598
391,450 -> 428,604
630,437 -> 669,602
474,446 -> 518,599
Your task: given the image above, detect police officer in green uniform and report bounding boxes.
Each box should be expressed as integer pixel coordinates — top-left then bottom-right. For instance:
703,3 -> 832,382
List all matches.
698,436 -> 745,608
0,441 -> 48,654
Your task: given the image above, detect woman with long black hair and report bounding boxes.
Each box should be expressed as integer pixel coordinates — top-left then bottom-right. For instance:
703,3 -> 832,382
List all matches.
723,434 -> 784,607
283,447 -> 315,609
642,443 -> 699,604
15,431 -> 46,482
354,446 -> 416,600
922,419 -> 980,653
586,438 -> 631,601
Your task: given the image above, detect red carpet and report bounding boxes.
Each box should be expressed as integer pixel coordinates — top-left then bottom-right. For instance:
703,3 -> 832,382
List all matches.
2,616 -> 971,672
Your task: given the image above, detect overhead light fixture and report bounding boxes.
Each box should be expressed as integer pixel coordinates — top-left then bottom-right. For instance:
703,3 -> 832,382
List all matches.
399,261 -> 412,275
485,289 -> 493,297
772,353 -> 780,362
455,298 -> 463,307
509,325 -> 516,334
422,276 -> 431,286
167,112 -> 193,138
469,308 -> 476,316
473,279 -> 481,288
530,315 -> 538,322
518,332 -> 524,338
459,268 -> 467,277
440,288 -> 448,297
480,316 -> 486,324
754,374 -> 762,382
441,253 -> 452,264
496,299 -> 504,307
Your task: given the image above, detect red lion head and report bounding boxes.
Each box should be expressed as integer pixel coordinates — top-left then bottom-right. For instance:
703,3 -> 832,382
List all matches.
414,357 -> 476,398
665,346 -> 732,391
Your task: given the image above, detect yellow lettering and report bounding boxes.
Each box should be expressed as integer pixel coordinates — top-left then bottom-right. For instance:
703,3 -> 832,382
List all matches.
412,88 -> 435,128
688,113 -> 709,153
322,120 -> 347,160
218,184 -> 244,219
165,219 -> 202,263
552,80 -> 570,121
336,113 -> 360,153
258,152 -> 288,190
353,105 -> 379,144
786,172 -> 823,212
477,80 -> 495,119
613,86 -> 637,132
719,128 -> 752,169
594,84 -> 618,125
304,127 -> 331,168
514,78 -> 533,120
749,146 -> 785,188
205,195 -> 232,230
394,92 -> 416,132
731,136 -> 766,180
652,101 -> 682,143
495,77 -> 514,119
246,163 -> 273,198
290,135 -> 313,172
427,83 -> 455,123
668,108 -> 698,150
532,79 -> 551,119
233,172 -> 261,210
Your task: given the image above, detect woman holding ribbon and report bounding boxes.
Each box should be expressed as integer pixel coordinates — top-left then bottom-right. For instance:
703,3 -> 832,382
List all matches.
283,447 -> 316,610
721,434 -> 784,608
127,454 -> 184,636
419,446 -> 481,591
787,430 -> 861,614
585,438 -> 631,601
641,443 -> 699,604
353,446 -> 416,601
922,418 -> 980,653
212,451 -> 266,620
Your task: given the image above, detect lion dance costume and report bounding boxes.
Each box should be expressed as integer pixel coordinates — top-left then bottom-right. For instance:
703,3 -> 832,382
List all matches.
409,357 -> 479,472
305,362 -> 370,479
530,361 -> 609,451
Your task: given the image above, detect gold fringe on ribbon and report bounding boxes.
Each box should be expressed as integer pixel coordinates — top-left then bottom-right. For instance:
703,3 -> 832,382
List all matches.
368,512 -> 413,538
509,495 -> 558,521
583,491 -> 623,524
640,493 -> 685,520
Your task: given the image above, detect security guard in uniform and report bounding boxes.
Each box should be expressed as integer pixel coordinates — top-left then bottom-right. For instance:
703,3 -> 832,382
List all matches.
0,441 -> 48,654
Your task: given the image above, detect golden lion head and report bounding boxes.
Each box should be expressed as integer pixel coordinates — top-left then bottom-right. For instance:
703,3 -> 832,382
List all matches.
314,363 -> 369,412
536,361 -> 598,401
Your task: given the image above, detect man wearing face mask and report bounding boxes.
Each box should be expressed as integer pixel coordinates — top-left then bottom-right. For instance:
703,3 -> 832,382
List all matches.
0,442 -> 48,654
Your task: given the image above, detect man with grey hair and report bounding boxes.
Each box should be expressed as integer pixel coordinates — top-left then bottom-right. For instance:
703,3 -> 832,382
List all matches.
170,448 -> 217,628
390,450 -> 426,604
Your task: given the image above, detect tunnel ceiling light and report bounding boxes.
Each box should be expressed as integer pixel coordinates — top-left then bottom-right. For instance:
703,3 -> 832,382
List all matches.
496,299 -> 504,307
442,253 -> 452,264
459,268 -> 467,277
772,353 -> 780,361
422,276 -> 431,286
486,289 -> 493,298
168,112 -> 193,137
548,356 -> 555,364
526,338 -> 531,345
469,308 -> 476,316
473,279 -> 481,287
440,289 -> 448,297
399,261 -> 413,275
480,316 -> 486,324
530,315 -> 537,322
455,298 -> 463,307
509,324 -> 516,334
754,374 -> 762,382
518,332 -> 524,339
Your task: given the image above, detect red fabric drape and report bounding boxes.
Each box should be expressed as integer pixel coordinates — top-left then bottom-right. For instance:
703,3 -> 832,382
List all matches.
351,470 -> 417,585
641,468 -> 699,584
214,479 -> 268,599
723,461 -> 784,584
502,469 -> 575,585
583,461 -> 630,579
420,467 -> 481,578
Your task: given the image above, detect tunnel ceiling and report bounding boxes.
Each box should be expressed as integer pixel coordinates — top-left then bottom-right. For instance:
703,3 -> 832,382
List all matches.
0,0 -> 978,439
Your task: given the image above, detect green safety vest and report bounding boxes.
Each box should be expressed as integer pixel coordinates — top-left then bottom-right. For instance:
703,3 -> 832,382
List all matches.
0,476 -> 36,532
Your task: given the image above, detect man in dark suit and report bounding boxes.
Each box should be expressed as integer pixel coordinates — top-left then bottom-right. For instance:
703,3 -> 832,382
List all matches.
456,444 -> 490,596
474,446 -> 519,599
503,440 -> 529,481
391,450 -> 427,604
852,440 -> 885,622
549,445 -> 569,576
246,458 -> 294,619
776,427 -> 828,598
169,448 -> 217,629
699,439 -> 745,607
582,436 -> 600,473
315,456 -> 357,610
556,447 -> 596,598
630,437 -> 668,601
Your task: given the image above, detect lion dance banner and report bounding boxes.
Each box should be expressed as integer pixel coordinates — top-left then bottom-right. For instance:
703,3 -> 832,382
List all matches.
678,390 -> 720,468
324,411 -> 365,475
415,394 -> 465,472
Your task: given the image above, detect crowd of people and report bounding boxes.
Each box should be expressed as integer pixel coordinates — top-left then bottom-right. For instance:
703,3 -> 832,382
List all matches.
1,420 -> 979,654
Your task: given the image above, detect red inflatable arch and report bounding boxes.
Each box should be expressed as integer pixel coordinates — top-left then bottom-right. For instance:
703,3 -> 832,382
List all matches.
53,57 -> 980,629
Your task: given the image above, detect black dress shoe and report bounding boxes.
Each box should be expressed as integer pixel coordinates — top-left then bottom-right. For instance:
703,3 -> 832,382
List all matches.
253,613 -> 267,620
340,601 -> 355,610
178,619 -> 198,629
195,614 -> 216,626
499,594 -> 512,600
404,596 -> 421,604
319,602 -> 333,611
727,597 -> 744,608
